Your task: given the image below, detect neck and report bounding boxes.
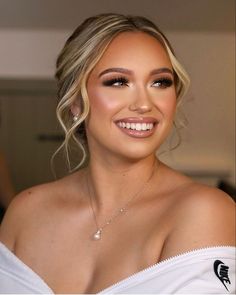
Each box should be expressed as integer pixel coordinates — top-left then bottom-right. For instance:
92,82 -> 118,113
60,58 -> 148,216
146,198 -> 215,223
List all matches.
86,154 -> 158,215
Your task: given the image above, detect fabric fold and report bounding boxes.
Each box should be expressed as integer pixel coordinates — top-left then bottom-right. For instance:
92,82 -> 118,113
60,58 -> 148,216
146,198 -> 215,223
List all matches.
0,242 -> 235,294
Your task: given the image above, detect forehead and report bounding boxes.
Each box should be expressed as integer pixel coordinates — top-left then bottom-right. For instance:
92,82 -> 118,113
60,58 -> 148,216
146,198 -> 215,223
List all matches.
93,31 -> 172,72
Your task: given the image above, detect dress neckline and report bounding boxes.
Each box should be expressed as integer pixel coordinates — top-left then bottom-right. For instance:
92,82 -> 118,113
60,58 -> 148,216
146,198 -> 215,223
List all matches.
0,241 -> 234,294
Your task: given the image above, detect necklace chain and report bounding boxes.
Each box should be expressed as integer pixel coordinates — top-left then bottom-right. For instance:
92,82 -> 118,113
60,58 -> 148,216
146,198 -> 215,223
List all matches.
86,160 -> 157,241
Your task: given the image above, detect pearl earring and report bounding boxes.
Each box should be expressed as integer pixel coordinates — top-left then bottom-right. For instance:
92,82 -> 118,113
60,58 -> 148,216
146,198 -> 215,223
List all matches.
73,114 -> 79,122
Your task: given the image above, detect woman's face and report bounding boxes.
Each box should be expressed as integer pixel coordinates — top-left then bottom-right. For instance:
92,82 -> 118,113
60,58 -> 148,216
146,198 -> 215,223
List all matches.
82,32 -> 176,160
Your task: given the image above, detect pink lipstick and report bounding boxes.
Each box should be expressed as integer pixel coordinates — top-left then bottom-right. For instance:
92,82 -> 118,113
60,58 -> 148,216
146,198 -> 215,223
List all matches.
115,117 -> 158,138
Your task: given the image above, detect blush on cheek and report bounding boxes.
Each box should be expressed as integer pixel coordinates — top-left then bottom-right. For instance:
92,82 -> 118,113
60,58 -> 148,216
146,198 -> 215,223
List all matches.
157,96 -> 177,118
88,88 -> 126,112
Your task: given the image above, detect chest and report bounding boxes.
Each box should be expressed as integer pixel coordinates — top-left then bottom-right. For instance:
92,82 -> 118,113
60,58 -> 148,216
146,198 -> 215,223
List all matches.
14,202 -> 172,293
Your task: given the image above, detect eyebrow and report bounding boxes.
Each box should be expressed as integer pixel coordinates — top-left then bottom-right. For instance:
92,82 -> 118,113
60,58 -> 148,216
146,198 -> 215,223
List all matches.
150,68 -> 174,76
98,67 -> 173,77
98,67 -> 133,77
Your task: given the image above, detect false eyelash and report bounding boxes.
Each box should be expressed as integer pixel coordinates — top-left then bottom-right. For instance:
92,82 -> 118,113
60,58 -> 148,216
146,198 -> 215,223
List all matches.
153,78 -> 173,88
102,77 -> 129,87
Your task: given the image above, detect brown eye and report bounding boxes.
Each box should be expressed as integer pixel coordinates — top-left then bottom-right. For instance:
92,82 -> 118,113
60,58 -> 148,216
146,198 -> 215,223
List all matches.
152,78 -> 173,88
102,77 -> 129,87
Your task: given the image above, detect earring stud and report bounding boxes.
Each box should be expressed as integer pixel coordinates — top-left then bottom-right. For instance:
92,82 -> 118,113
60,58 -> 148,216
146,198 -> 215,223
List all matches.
73,114 -> 79,122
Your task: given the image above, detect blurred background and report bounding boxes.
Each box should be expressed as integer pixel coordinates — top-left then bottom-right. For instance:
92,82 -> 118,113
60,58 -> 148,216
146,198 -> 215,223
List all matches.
0,0 -> 235,217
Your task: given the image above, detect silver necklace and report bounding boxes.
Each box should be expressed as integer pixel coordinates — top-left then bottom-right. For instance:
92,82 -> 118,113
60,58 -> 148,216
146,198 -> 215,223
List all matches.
86,160 -> 157,241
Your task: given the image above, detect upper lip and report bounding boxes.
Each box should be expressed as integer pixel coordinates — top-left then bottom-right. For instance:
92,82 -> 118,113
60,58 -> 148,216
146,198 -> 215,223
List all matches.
115,117 -> 158,124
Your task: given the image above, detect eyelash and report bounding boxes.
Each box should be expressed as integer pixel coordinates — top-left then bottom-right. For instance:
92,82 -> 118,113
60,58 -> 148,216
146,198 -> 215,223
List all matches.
102,77 -> 128,87
102,77 -> 173,88
152,78 -> 173,88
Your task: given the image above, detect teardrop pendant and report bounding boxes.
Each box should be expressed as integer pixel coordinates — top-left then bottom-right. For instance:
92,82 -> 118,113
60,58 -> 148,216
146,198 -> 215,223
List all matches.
93,229 -> 102,240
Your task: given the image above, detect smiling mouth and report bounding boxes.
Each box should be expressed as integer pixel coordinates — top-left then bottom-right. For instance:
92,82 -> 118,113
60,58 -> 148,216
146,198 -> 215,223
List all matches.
115,118 -> 158,137
117,121 -> 154,131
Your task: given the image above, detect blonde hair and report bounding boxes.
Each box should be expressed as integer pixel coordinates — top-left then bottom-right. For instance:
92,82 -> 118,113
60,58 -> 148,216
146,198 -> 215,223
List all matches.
53,13 -> 190,173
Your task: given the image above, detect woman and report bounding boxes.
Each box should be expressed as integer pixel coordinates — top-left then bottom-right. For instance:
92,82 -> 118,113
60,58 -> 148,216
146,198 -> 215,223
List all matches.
0,14 -> 235,294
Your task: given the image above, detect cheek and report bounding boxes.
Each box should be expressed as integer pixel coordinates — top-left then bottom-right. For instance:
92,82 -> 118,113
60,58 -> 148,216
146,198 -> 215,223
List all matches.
88,87 -> 125,116
155,92 -> 177,119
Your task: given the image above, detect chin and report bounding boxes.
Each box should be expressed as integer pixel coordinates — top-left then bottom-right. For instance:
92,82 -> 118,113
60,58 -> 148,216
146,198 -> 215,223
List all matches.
115,144 -> 159,162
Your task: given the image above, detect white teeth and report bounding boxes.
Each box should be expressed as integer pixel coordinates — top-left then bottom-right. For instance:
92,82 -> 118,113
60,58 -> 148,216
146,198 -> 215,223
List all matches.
136,123 -> 141,131
141,123 -> 147,131
117,122 -> 155,131
131,123 -> 135,130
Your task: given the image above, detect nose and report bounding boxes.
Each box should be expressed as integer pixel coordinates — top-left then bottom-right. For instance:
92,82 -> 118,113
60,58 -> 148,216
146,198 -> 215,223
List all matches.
129,88 -> 153,114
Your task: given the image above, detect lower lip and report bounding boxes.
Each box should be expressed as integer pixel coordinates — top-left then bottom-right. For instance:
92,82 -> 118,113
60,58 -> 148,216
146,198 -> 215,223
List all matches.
116,124 -> 157,138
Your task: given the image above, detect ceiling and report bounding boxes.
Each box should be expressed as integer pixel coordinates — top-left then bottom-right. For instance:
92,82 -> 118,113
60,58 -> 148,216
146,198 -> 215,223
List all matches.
0,0 -> 235,32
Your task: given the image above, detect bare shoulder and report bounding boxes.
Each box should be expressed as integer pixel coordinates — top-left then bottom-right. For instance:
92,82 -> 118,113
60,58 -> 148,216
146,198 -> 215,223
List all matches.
0,181 -> 56,250
0,171 -> 85,250
160,175 -> 235,259
179,182 -> 235,230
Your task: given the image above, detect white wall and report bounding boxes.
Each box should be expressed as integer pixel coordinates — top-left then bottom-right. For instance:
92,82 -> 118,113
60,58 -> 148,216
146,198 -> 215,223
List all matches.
0,28 -> 235,185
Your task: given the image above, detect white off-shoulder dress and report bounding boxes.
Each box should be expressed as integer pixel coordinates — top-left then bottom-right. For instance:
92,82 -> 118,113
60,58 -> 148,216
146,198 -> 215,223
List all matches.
0,242 -> 235,294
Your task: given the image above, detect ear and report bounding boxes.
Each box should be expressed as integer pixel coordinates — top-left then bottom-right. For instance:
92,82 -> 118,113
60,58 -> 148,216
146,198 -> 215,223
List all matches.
70,101 -> 81,116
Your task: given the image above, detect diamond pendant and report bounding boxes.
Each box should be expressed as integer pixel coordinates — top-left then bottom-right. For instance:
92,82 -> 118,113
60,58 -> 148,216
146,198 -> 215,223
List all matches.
93,229 -> 102,240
